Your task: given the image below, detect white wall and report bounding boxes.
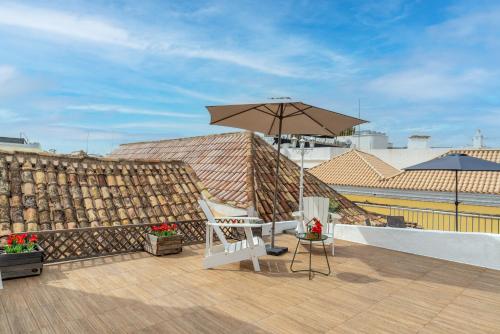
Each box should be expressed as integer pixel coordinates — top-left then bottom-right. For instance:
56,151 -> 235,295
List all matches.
335,224 -> 500,270
281,146 -> 349,169
360,148 -> 449,169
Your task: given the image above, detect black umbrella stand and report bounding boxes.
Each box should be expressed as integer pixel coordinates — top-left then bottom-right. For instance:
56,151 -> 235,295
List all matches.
267,103 -> 289,256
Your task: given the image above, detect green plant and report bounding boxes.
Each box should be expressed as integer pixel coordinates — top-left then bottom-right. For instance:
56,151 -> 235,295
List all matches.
3,233 -> 38,254
329,199 -> 340,213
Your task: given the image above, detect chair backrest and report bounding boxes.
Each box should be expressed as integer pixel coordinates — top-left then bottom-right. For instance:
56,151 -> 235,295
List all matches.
198,200 -> 228,248
387,216 -> 406,228
302,197 -> 332,234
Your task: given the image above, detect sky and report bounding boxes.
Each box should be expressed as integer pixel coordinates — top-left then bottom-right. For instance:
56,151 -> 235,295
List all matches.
0,0 -> 499,154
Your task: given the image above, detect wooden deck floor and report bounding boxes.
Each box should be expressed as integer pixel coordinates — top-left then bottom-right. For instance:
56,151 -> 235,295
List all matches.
1,234 -> 500,334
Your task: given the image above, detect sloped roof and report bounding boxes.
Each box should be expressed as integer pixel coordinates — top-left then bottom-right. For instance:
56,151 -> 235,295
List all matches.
382,149 -> 500,194
111,132 -> 378,223
310,148 -> 500,195
0,150 -> 207,236
309,149 -> 400,187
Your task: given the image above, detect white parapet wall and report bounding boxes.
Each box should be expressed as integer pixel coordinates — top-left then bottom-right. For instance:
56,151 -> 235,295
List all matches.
335,224 -> 500,270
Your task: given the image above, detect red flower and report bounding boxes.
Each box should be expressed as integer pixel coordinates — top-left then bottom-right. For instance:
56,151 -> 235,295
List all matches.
16,234 -> 26,245
7,235 -> 14,245
29,234 -> 38,243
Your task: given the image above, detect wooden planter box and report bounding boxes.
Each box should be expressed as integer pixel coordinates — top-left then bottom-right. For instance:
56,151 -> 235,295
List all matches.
144,234 -> 182,256
0,245 -> 44,280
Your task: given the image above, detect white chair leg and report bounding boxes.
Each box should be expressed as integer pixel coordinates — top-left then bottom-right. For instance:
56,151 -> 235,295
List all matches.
251,256 -> 261,272
331,240 -> 335,256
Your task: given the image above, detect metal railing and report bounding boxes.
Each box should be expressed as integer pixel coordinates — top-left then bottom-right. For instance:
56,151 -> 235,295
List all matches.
356,202 -> 500,234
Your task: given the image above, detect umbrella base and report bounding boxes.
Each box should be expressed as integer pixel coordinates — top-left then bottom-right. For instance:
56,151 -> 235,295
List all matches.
266,245 -> 288,256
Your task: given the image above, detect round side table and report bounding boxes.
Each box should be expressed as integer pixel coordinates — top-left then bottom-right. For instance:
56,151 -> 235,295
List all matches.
290,233 -> 331,280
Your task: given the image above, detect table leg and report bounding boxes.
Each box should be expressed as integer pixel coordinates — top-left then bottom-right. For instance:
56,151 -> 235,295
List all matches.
290,238 -> 331,279
322,240 -> 331,276
309,240 -> 312,280
289,239 -> 301,272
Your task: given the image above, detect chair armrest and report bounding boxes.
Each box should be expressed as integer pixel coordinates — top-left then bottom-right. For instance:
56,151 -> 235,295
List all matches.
216,217 -> 262,222
206,222 -> 266,228
328,212 -> 341,223
292,211 -> 304,220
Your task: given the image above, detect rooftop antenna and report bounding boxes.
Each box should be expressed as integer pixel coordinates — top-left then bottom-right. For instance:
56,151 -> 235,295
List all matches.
86,131 -> 90,154
268,97 -> 291,100
357,98 -> 361,149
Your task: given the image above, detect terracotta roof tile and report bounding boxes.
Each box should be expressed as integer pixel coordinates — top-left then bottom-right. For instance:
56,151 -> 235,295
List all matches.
309,149 -> 400,187
0,151 -> 207,236
111,132 -> 379,224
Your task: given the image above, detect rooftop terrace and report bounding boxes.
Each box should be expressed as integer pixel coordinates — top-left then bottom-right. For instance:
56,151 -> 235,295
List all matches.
2,234 -> 499,334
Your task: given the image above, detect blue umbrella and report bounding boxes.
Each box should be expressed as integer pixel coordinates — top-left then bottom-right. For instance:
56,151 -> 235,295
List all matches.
405,153 -> 500,231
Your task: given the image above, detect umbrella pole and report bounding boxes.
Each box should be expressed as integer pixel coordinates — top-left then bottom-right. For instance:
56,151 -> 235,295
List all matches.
455,170 -> 459,232
267,104 -> 288,256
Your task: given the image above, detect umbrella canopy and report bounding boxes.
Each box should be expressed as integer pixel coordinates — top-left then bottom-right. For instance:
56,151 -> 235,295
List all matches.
207,101 -> 365,136
405,153 -> 500,231
207,101 -> 366,255
405,153 -> 500,172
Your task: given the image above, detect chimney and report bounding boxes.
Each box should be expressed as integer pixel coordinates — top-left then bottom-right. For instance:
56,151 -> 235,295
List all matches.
472,129 -> 484,148
408,135 -> 431,149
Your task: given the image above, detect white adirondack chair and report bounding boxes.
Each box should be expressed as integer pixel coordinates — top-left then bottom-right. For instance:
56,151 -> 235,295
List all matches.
293,196 -> 341,255
199,200 -> 267,272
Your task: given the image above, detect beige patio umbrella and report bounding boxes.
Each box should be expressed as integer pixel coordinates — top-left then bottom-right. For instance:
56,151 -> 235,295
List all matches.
206,101 -> 367,255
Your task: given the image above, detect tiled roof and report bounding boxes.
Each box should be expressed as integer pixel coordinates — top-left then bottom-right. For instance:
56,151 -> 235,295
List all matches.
309,149 -> 400,187
382,149 -> 500,194
111,132 -> 379,224
311,148 -> 500,195
0,151 -> 207,236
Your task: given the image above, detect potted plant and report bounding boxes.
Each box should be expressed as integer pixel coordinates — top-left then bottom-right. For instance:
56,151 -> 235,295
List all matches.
305,218 -> 323,240
145,223 -> 183,256
0,233 -> 44,280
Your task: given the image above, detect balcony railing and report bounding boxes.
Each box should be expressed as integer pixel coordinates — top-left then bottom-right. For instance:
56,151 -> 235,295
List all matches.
356,202 -> 500,234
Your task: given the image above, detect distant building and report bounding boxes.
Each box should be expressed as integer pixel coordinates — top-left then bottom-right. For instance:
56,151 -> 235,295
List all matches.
273,131 -> 450,169
339,130 -> 390,150
0,136 -> 42,153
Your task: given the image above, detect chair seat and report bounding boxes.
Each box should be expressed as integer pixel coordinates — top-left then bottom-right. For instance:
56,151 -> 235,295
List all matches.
227,237 -> 266,253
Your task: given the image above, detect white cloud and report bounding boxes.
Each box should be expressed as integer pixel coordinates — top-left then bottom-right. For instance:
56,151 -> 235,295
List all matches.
161,84 -> 227,103
0,3 -> 354,78
109,121 -> 208,130
66,104 -> 202,118
0,108 -> 27,122
0,64 -> 45,98
0,65 -> 16,84
427,7 -> 500,47
367,68 -> 491,100
0,3 -> 142,49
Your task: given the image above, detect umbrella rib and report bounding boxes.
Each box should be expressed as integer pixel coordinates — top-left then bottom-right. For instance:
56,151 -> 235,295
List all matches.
283,106 -> 313,118
210,104 -> 265,124
262,105 -> 278,116
254,106 -> 277,117
301,110 -> 337,136
267,114 -> 277,135
282,102 -> 313,118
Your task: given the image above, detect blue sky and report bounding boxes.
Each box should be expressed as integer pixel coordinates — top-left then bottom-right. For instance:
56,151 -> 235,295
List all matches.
0,0 -> 499,154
